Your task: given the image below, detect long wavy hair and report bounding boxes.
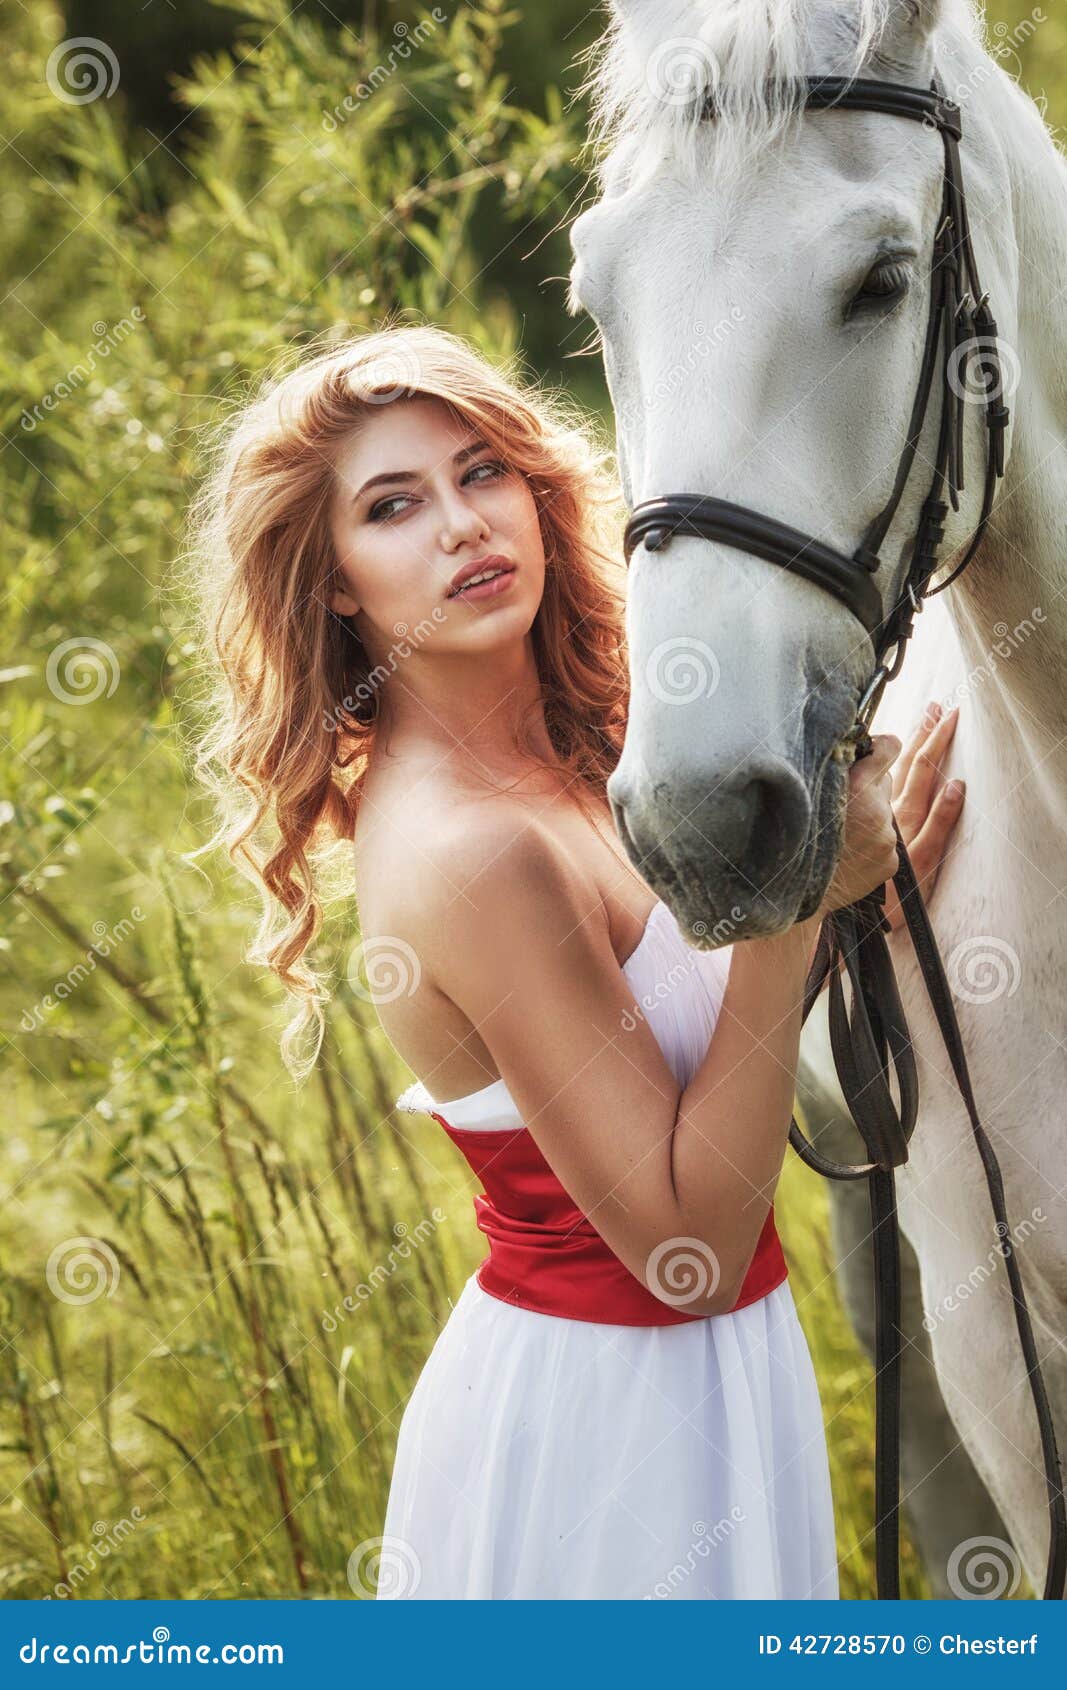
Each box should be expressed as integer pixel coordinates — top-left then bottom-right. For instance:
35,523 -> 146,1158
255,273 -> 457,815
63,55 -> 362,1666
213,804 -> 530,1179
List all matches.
181,322 -> 629,1080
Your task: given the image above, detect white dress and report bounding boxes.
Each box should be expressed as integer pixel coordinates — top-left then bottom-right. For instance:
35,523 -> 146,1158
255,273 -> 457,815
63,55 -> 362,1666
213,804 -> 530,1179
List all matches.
378,898 -> 839,1600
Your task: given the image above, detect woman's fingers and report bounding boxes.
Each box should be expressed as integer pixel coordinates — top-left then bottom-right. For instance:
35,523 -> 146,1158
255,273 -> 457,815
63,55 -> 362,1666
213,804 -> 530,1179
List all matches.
833,714 -> 962,929
847,737 -> 900,848
892,703 -> 960,840
884,768 -> 967,929
904,777 -> 967,885
857,733 -> 901,787
890,698 -> 942,800
892,699 -> 953,804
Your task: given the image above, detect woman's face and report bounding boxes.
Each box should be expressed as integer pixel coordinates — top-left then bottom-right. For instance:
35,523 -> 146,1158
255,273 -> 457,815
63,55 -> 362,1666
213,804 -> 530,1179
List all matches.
328,396 -> 546,658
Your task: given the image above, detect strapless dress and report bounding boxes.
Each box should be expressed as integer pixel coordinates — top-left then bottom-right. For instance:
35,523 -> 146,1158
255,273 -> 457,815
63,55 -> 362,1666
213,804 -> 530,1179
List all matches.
376,898 -> 838,1599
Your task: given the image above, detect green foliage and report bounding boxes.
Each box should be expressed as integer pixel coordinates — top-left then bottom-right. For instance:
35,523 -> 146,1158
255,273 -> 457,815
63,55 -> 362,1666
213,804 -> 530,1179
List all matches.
1,0 -> 1061,1599
1,0 -> 582,1601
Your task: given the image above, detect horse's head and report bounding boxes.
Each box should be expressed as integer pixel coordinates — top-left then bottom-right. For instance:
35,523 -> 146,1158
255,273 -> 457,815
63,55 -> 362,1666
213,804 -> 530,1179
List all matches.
570,0 -> 1013,936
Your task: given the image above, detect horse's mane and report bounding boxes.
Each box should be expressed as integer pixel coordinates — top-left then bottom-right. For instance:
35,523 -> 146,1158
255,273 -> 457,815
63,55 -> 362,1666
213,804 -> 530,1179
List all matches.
577,0 -> 983,189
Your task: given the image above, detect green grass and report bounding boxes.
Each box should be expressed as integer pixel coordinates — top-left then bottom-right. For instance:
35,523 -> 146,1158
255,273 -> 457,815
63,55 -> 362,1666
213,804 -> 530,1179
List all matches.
776,1149 -> 927,1601
3,0 -> 1061,1602
0,766 -> 900,1600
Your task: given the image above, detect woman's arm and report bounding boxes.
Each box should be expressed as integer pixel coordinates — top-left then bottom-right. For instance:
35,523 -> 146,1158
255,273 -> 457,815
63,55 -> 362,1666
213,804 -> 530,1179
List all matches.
417,725 -> 957,1317
419,817 -> 823,1317
660,716 -> 907,1300
670,705 -> 968,1296
667,917 -> 819,1308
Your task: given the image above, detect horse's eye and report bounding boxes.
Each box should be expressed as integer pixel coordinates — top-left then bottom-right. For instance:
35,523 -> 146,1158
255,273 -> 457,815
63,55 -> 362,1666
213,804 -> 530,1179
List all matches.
850,259 -> 911,314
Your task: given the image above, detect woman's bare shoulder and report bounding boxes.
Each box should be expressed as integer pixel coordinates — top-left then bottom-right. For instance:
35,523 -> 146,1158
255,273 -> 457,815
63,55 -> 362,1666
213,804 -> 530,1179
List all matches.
355,774 -> 583,956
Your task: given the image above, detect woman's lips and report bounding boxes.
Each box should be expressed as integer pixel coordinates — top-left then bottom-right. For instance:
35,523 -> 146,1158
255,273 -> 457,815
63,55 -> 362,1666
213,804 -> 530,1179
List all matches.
448,566 -> 517,603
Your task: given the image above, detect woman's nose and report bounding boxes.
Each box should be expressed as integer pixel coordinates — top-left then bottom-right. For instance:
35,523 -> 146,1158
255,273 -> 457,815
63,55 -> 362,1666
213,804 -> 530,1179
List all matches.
439,491 -> 490,551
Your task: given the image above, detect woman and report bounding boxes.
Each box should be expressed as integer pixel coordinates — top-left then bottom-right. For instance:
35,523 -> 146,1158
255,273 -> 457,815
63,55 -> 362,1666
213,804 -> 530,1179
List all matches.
186,323 -> 964,1600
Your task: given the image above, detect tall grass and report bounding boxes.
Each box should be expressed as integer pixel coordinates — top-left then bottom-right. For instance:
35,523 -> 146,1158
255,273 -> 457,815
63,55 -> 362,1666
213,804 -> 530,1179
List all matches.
0,811 -> 916,1597
2,0 -> 1060,1600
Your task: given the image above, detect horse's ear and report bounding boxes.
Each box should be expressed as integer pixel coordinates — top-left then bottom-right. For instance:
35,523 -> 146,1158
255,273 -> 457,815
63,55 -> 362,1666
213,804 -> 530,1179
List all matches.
870,0 -> 946,73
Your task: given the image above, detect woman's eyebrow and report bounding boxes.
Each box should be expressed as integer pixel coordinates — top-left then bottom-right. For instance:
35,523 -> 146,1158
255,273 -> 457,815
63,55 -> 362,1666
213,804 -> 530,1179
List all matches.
352,439 -> 490,504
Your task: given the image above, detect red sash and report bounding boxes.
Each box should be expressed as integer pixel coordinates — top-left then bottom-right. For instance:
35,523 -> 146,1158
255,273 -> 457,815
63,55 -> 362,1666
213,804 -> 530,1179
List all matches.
431,1112 -> 788,1325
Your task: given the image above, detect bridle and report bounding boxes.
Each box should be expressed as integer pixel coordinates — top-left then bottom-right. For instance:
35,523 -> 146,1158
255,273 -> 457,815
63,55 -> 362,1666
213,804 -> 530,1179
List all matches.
624,76 -> 1010,720
620,75 -> 1066,1601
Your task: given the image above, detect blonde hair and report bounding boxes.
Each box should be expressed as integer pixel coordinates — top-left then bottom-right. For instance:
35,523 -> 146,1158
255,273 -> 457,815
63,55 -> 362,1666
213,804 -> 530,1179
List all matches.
181,322 -> 628,1079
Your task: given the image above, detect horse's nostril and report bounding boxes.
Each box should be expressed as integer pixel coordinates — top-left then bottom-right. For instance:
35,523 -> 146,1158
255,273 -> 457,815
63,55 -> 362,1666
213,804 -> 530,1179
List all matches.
660,764 -> 809,894
740,776 -> 806,885
608,760 -> 810,904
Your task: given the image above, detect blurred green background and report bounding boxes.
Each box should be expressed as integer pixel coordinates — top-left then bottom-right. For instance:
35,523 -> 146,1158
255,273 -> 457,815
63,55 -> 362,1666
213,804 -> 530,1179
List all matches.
2,0 -> 1064,1600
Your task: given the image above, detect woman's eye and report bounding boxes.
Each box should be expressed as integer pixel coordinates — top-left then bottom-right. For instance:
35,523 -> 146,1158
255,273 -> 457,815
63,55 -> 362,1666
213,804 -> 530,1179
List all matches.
368,494 -> 413,522
466,459 -> 508,483
367,460 -> 507,522
850,259 -> 911,314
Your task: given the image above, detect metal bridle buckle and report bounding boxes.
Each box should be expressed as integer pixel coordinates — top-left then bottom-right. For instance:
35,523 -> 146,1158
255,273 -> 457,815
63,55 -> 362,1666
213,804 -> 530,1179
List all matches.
855,664 -> 890,733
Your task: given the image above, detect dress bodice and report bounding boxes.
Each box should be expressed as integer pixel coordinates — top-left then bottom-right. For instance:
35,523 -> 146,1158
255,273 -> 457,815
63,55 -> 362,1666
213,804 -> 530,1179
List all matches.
395,898 -> 787,1324
396,899 -> 730,1122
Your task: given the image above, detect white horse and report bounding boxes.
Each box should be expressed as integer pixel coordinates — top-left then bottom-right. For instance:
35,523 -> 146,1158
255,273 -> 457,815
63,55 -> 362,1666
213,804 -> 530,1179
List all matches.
569,0 -> 1067,1596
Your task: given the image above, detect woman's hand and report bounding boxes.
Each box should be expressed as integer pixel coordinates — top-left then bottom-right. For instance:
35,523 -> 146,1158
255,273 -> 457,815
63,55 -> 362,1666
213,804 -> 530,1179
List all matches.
816,731 -> 903,921
815,700 -> 966,929
881,700 -> 966,931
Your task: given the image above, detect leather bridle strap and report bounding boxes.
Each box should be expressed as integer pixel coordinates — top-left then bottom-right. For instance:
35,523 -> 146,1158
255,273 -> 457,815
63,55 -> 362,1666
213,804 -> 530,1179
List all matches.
618,73 -> 1066,1601
624,496 -> 884,633
621,76 -> 1012,714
